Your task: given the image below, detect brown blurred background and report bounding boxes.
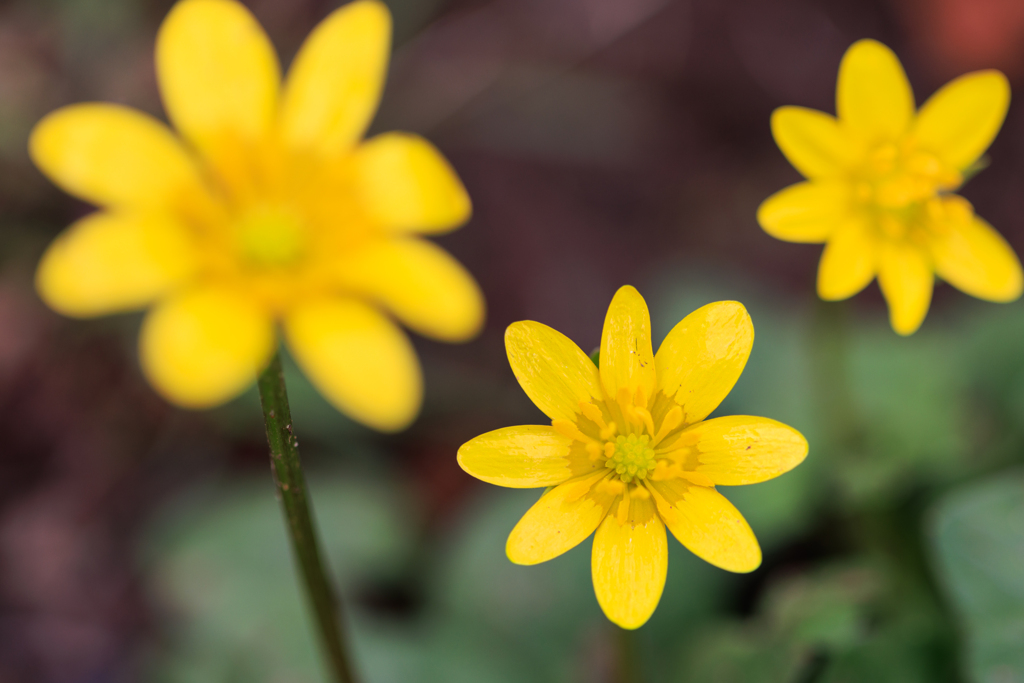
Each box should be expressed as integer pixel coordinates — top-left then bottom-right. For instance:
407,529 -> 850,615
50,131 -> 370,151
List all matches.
4,0 -> 1024,681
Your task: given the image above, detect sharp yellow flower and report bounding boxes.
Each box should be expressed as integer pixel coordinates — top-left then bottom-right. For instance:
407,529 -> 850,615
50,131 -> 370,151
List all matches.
758,39 -> 1023,335
457,286 -> 807,629
29,0 -> 483,431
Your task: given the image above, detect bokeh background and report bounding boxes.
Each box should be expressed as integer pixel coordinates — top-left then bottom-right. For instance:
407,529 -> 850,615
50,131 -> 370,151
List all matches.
3,0 -> 1024,681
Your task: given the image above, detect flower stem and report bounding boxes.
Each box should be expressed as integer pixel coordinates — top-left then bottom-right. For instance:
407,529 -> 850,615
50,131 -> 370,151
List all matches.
257,351 -> 357,683
617,627 -> 642,683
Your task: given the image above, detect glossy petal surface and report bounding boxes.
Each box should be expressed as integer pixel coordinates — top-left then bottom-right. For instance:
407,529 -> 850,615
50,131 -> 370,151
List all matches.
817,219 -> 876,300
457,426 -> 575,488
678,415 -> 808,485
914,70 -> 1010,170
757,181 -> 850,243
655,302 -> 753,425
933,215 -> 1023,302
837,39 -> 914,141
337,238 -> 484,341
355,133 -> 471,233
653,479 -> 761,573
771,106 -> 859,179
37,212 -> 194,317
506,472 -> 611,565
592,502 -> 667,629
140,287 -> 275,407
280,0 -> 390,154
285,297 -> 422,432
878,241 -> 934,336
156,0 -> 280,150
505,321 -> 603,422
600,285 -> 656,400
30,104 -> 198,209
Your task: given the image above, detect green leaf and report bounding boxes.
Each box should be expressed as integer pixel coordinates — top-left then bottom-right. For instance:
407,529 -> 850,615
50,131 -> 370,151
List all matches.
929,469 -> 1024,683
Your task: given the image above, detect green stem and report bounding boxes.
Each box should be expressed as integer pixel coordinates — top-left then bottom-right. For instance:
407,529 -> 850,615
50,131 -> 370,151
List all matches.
617,627 -> 641,683
257,351 -> 357,683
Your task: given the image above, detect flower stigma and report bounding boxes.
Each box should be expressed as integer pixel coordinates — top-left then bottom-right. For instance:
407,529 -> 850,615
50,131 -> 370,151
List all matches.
236,207 -> 307,268
607,433 -> 656,483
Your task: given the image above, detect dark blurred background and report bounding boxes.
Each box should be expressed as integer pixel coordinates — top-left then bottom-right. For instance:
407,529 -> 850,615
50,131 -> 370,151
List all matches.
4,0 -> 1024,681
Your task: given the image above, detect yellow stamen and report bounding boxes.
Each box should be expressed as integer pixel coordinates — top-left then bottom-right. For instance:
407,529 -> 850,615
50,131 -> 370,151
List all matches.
578,401 -> 607,429
552,419 -> 592,444
653,405 -> 683,445
616,488 -> 631,525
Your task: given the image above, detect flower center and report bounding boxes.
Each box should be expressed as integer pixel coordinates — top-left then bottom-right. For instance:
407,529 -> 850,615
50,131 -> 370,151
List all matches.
606,433 -> 656,483
236,207 -> 307,268
852,141 -> 965,242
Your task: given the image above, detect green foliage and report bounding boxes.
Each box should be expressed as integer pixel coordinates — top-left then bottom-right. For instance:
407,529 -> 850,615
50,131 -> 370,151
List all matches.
929,470 -> 1024,683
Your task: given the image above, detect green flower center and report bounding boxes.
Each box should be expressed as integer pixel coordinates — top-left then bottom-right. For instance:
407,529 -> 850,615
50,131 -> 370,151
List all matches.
606,433 -> 656,483
856,141 -> 961,211
236,207 -> 307,267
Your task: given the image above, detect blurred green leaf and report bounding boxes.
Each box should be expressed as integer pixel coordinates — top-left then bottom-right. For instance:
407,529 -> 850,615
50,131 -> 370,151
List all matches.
929,469 -> 1024,683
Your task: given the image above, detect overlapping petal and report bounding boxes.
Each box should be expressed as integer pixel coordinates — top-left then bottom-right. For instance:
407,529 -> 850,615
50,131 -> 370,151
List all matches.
651,479 -> 761,573
591,499 -> 667,629
770,106 -> 861,179
156,0 -> 280,151
672,415 -> 807,486
817,219 -> 876,300
600,286 -> 656,400
36,212 -> 195,317
140,287 -> 275,408
837,39 -> 914,142
457,426 -> 579,488
355,133 -> 472,233
932,214 -> 1023,302
30,104 -> 199,209
913,70 -> 1010,171
506,471 -> 612,565
878,241 -> 934,336
280,0 -> 390,154
505,321 -> 603,422
335,237 -> 484,341
757,180 -> 851,243
285,297 -> 421,432
655,301 -> 753,425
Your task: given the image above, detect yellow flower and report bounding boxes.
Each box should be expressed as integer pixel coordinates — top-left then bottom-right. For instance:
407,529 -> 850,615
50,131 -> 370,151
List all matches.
457,286 -> 807,629
29,0 -> 483,431
758,39 -> 1023,335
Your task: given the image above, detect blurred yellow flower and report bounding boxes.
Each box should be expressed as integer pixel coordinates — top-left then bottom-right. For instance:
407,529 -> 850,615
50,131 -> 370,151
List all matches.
758,39 -> 1022,335
458,286 -> 807,629
30,0 -> 483,430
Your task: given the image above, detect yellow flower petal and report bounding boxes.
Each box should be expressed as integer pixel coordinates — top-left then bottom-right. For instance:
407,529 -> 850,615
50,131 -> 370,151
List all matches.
335,237 -> 483,341
877,241 -> 933,336
280,0 -> 390,155
757,180 -> 851,243
651,479 -> 761,573
506,471 -> 611,565
457,425 -> 582,488
156,0 -> 280,151
591,499 -> 667,630
678,415 -> 807,486
505,320 -> 603,422
913,70 -> 1010,171
600,286 -> 656,401
932,213 -> 1023,302
355,133 -> 471,234
36,212 -> 195,317
770,106 -> 860,179
655,301 -> 753,425
284,297 -> 421,432
140,287 -> 274,408
817,218 -> 876,300
836,39 -> 914,142
29,104 -> 198,209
